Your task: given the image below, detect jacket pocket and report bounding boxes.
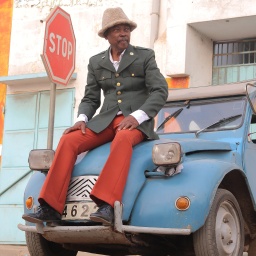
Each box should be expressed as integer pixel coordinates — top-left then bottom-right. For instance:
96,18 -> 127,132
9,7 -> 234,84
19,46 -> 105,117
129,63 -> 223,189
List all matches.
95,69 -> 112,81
122,65 -> 145,78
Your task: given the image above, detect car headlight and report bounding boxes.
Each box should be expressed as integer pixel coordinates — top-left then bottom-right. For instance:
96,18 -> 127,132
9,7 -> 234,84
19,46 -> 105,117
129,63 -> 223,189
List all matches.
152,142 -> 182,166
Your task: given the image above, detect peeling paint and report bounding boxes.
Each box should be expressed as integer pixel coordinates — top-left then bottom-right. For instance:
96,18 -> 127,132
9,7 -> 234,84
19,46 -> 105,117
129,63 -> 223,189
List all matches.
0,0 -> 13,162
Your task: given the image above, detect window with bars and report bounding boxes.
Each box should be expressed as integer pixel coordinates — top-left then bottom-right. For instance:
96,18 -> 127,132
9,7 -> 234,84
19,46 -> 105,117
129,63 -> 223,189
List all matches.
212,39 -> 256,85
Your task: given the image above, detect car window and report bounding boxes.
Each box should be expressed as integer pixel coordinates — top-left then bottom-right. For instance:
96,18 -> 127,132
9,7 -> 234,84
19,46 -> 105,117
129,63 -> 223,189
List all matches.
156,97 -> 246,134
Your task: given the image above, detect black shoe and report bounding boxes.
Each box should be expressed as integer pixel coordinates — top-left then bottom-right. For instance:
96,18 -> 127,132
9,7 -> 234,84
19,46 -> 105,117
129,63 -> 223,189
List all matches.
22,204 -> 61,223
90,203 -> 114,225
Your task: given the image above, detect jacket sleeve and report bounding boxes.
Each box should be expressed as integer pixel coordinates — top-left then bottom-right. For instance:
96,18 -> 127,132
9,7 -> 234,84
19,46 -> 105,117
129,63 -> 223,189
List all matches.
138,49 -> 168,118
77,59 -> 101,120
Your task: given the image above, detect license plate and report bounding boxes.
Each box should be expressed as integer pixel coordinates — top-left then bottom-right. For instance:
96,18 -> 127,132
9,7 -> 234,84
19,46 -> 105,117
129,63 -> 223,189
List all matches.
61,201 -> 98,220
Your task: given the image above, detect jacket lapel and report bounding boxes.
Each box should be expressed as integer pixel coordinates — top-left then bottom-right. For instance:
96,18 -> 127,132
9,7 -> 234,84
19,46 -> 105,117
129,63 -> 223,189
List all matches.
117,45 -> 138,73
98,49 -> 116,72
98,45 -> 138,73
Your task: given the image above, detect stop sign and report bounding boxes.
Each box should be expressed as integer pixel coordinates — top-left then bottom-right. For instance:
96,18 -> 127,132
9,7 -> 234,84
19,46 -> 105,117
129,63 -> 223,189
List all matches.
42,6 -> 76,86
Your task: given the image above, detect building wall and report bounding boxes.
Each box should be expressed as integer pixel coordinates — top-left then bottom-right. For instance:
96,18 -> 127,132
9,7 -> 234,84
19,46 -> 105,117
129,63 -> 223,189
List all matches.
165,0 -> 256,87
0,0 -> 13,162
4,0 -> 256,158
184,25 -> 213,87
3,0 -> 256,151
6,0 -> 256,98
8,0 -> 170,117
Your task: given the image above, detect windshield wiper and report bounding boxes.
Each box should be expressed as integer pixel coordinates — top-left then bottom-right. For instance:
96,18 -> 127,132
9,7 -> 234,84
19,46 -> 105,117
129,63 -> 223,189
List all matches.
195,114 -> 242,137
157,108 -> 183,131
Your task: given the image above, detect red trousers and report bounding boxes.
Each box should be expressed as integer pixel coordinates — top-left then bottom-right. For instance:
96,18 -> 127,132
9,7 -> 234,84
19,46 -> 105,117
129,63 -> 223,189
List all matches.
39,115 -> 145,214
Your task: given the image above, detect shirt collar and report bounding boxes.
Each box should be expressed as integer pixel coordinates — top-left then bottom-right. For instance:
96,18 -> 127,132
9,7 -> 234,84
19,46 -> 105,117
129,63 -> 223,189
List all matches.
109,48 -> 126,64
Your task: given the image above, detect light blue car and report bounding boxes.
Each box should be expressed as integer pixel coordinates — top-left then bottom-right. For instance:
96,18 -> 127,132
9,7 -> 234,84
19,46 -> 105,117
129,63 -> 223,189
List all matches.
18,83 -> 256,256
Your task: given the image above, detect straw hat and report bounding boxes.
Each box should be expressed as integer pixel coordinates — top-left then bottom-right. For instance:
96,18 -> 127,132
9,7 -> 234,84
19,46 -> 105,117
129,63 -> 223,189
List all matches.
98,7 -> 137,38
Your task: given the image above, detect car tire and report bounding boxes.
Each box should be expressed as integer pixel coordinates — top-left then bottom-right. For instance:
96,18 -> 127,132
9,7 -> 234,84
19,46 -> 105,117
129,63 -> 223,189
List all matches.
25,231 -> 78,256
193,188 -> 244,256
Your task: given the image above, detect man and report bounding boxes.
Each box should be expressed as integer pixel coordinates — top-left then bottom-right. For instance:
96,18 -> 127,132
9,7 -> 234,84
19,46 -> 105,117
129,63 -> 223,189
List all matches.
22,7 -> 168,225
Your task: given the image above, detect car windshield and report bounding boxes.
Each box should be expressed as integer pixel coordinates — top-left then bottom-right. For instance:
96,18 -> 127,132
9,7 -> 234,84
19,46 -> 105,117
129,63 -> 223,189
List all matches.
156,97 -> 246,134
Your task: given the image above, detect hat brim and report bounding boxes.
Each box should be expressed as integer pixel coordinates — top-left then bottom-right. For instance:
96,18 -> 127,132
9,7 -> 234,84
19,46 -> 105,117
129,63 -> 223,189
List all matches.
98,19 -> 137,38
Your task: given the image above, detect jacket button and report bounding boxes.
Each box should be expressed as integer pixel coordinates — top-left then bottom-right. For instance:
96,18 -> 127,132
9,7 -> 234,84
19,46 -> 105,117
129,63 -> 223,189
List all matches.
117,91 -> 121,95
118,100 -> 122,103
131,73 -> 134,77
116,82 -> 121,86
115,73 -> 119,77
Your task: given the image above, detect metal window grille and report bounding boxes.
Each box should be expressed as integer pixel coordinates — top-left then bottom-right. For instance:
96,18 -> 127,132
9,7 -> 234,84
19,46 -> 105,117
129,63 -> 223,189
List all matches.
212,39 -> 256,85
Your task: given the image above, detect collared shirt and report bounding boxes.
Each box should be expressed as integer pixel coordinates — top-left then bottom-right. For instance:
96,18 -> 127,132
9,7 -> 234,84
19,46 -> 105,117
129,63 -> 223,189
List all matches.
109,48 -> 125,72
76,48 -> 150,125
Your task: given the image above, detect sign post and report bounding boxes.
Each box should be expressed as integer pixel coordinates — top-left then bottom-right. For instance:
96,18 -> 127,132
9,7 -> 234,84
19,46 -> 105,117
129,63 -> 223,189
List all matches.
42,6 -> 76,149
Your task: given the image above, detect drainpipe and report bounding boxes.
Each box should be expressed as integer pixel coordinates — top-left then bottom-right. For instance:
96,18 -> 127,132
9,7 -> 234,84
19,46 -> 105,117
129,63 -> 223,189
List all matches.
150,0 -> 161,49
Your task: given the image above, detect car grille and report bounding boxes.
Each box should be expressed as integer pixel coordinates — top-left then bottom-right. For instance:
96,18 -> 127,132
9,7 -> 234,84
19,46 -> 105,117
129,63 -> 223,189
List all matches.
66,176 -> 98,202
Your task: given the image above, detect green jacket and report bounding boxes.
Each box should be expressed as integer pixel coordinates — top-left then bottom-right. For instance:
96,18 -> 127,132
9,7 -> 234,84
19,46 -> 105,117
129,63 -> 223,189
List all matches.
78,44 -> 168,140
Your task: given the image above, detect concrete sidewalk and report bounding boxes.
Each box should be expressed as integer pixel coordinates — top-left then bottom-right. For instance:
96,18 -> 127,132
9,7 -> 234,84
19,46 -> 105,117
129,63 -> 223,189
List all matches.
0,245 -> 100,256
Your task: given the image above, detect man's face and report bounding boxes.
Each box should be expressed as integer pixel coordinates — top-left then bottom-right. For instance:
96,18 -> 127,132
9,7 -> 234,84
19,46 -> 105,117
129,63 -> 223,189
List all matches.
105,24 -> 131,52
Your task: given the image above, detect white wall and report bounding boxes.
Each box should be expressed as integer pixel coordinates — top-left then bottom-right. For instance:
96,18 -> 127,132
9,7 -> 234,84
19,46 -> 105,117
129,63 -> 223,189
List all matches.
185,26 -> 213,87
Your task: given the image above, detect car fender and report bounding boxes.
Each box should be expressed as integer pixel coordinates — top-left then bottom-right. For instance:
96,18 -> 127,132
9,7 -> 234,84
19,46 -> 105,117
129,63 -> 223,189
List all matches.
23,171 -> 46,226
129,159 -> 243,232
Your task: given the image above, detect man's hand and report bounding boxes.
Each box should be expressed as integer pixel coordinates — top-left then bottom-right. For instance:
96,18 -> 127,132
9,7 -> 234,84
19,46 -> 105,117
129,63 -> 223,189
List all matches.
117,115 -> 139,131
63,121 -> 86,134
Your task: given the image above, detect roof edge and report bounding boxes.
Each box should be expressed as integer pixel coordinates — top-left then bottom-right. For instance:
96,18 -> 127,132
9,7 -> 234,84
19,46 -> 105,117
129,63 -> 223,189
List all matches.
167,82 -> 253,102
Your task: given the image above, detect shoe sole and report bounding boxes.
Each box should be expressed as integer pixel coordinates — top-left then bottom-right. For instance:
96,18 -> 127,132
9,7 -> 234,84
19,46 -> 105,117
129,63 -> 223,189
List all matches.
22,215 -> 60,224
90,215 -> 113,225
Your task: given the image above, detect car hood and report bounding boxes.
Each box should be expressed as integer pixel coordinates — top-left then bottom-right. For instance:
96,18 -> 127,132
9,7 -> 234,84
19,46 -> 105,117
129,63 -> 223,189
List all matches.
71,137 -> 235,221
72,137 -> 233,177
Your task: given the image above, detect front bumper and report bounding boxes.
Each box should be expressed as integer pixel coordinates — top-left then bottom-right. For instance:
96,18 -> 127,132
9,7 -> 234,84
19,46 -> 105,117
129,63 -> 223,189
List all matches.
18,202 -> 191,244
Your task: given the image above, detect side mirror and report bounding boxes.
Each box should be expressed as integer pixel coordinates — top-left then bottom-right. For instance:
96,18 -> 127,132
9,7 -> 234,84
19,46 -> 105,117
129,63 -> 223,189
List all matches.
246,82 -> 256,114
28,149 -> 55,171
